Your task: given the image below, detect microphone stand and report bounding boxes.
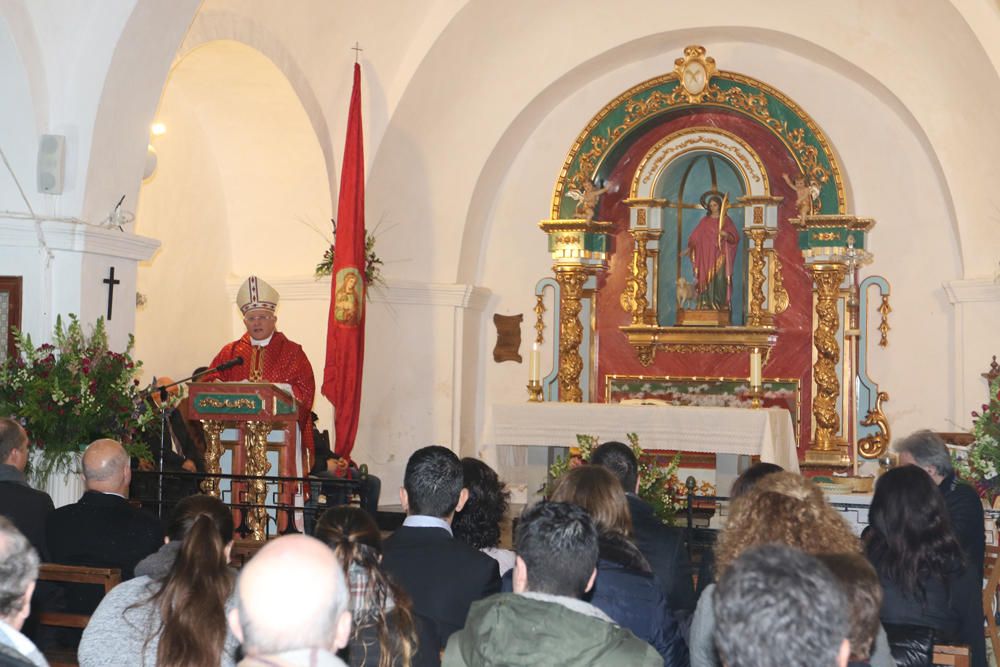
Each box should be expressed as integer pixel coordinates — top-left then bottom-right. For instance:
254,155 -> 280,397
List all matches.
141,360 -> 240,519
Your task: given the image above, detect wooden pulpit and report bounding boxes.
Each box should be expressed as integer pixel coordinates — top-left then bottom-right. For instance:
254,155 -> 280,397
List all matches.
187,382 -> 299,540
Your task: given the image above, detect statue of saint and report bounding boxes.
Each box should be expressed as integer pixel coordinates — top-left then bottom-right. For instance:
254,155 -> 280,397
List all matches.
683,193 -> 739,310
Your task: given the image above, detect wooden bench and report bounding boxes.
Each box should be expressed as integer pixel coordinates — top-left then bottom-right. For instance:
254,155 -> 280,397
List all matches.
35,564 -> 121,667
933,644 -> 970,667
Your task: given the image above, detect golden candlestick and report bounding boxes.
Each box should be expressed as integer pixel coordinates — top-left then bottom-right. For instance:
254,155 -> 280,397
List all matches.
527,380 -> 543,402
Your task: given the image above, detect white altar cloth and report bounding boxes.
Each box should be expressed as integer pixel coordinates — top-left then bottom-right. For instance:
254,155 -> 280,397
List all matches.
485,402 -> 799,473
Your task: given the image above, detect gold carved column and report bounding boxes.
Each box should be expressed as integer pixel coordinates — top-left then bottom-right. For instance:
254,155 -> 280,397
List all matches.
243,420 -> 273,541
199,419 -> 224,497
554,268 -> 587,402
807,262 -> 849,462
745,228 -> 771,328
538,218 -> 613,402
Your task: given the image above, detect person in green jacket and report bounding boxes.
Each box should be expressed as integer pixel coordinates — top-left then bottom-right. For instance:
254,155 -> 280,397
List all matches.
443,501 -> 661,667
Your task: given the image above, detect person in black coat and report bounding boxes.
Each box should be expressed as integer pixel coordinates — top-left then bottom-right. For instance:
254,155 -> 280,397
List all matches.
591,441 -> 696,612
895,429 -> 985,578
381,447 -> 500,667
551,464 -> 689,667
864,465 -> 986,667
46,439 -> 164,580
0,419 -> 54,560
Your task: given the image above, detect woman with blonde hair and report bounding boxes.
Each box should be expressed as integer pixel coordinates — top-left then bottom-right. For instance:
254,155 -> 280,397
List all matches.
690,472 -> 894,667
315,506 -> 418,667
550,465 -> 688,667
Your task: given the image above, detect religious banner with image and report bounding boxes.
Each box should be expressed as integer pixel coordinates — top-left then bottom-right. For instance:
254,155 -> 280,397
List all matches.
322,62 -> 367,459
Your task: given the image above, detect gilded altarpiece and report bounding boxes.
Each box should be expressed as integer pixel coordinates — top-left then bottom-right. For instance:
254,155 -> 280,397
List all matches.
538,46 -> 891,462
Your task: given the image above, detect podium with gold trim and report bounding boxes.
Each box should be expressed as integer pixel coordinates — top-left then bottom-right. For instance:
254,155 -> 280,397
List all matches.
187,382 -> 300,540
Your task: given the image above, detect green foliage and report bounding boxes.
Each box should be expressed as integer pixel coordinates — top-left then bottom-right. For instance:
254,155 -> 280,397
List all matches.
314,218 -> 384,293
955,377 -> 1000,498
545,432 -> 684,524
0,315 -> 153,484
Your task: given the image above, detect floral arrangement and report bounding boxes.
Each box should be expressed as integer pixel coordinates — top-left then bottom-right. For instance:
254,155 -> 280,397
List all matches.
314,217 -> 384,293
0,315 -> 154,483
955,376 -> 1000,500
546,433 -> 687,524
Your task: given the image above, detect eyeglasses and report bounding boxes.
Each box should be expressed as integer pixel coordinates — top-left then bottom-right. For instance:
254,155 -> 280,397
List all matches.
245,314 -> 275,323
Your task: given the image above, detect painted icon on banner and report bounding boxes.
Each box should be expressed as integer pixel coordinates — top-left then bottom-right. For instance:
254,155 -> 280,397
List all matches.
334,267 -> 363,326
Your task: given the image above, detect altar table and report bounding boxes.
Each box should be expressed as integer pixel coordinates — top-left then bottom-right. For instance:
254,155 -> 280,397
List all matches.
485,402 -> 799,473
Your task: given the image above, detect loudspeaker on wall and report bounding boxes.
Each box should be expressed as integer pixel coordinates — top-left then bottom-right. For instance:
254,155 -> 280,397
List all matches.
37,134 -> 65,194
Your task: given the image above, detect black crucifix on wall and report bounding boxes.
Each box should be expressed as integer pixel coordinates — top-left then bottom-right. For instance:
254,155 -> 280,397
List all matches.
103,266 -> 120,320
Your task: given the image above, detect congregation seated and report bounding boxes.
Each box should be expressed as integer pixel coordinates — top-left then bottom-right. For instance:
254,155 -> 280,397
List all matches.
714,544 -> 853,667
0,517 -> 47,667
689,472 -> 888,667
591,441 -> 697,616
451,458 -> 515,577
314,506 -> 418,667
815,553 -> 885,667
380,446 -> 500,667
229,534 -> 353,667
550,464 -> 688,667
864,465 -> 986,667
46,439 -> 163,580
78,494 -> 239,667
0,419 -> 54,562
443,500 -> 661,666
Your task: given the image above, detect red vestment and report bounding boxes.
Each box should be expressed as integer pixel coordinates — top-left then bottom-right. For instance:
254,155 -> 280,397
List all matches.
205,332 -> 316,471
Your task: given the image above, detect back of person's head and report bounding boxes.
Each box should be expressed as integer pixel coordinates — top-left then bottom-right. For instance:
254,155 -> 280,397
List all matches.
0,418 -> 28,466
315,506 -> 417,667
234,535 -> 352,656
590,441 -> 639,493
730,462 -> 784,499
865,465 -> 963,596
81,438 -> 130,493
714,472 -> 860,578
514,501 -> 598,598
151,494 -> 235,667
402,446 -> 464,518
816,553 -> 883,661
550,464 -> 632,536
0,517 -> 39,630
894,429 -> 954,479
714,544 -> 850,667
452,458 -> 510,550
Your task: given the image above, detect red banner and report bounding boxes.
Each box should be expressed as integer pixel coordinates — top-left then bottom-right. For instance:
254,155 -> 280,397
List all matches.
322,63 -> 365,458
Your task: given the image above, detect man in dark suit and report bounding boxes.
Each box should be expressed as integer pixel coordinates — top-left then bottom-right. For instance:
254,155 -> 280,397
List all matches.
382,446 -> 500,667
0,419 -> 54,560
591,441 -> 697,614
46,438 -> 164,580
896,429 -> 986,577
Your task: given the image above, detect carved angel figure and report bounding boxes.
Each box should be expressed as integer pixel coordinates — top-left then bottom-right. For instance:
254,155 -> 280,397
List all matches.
566,180 -> 610,222
782,172 -> 820,219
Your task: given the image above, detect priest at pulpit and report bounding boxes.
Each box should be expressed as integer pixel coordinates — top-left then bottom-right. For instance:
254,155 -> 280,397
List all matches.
204,276 -> 316,471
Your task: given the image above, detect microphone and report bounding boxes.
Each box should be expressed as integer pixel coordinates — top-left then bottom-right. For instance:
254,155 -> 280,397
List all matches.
216,356 -> 244,372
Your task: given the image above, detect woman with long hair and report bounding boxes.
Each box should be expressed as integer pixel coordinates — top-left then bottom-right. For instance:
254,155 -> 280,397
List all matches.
689,472 -> 869,667
314,506 -> 418,667
78,494 -> 238,667
452,458 -> 514,576
865,465 -> 986,667
550,465 -> 688,667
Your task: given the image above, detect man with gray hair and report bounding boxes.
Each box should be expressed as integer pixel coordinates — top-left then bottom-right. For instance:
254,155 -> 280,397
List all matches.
229,534 -> 352,666
0,516 -> 47,666
714,544 -> 850,667
46,439 -> 163,580
896,429 -> 985,575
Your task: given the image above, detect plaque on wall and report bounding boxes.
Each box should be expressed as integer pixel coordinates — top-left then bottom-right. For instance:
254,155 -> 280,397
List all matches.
0,277 -> 22,365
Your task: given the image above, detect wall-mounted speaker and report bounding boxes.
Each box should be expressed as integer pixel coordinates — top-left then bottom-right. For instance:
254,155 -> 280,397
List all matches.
37,134 -> 65,194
